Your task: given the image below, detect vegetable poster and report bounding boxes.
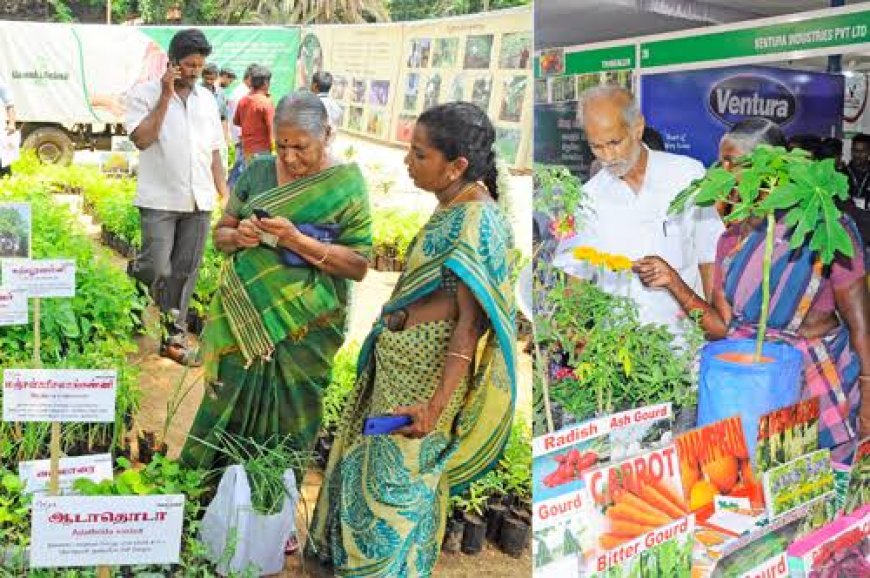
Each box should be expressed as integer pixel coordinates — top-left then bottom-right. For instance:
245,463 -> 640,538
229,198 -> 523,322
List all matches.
754,397 -> 820,475
582,445 -> 689,556
709,493 -> 834,578
762,449 -> 835,519
590,516 -> 694,578
532,403 -> 673,577
676,416 -> 762,518
842,437 -> 869,515
533,403 -> 673,503
787,504 -> 870,578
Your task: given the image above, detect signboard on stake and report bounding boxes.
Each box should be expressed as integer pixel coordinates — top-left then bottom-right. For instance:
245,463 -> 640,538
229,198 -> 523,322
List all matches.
2,259 -> 76,298
0,286 -> 27,326
18,454 -> 113,496
2,369 -> 117,423
29,494 -> 186,568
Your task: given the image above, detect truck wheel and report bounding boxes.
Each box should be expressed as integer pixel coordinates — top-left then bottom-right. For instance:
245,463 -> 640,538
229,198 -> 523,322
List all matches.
22,127 -> 75,166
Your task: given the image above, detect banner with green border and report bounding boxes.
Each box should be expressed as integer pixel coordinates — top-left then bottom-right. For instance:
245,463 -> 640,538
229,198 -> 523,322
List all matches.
141,27 -> 300,99
641,9 -> 870,68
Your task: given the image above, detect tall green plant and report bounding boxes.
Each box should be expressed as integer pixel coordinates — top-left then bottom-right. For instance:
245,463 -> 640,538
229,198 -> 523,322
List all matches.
531,164 -> 588,434
668,146 -> 853,360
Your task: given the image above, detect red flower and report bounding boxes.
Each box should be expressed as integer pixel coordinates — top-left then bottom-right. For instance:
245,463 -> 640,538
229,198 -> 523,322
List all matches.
549,215 -> 576,240
553,367 -> 575,381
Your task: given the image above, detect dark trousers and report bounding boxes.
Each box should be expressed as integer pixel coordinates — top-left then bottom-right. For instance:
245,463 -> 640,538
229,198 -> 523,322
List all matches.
131,208 -> 210,336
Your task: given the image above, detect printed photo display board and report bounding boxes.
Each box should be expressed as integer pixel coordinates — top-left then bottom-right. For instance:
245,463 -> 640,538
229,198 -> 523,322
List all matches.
299,8 -> 532,169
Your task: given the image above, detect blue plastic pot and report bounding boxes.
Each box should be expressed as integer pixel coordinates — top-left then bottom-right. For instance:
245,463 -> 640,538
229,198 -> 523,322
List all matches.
697,338 -> 803,459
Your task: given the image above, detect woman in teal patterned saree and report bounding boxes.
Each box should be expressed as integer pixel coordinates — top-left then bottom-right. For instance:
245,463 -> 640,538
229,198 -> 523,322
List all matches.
309,102 -> 517,577
180,92 -> 371,533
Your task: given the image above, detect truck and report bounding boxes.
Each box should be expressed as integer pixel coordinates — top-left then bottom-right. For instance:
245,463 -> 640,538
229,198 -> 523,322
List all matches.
0,21 -> 299,164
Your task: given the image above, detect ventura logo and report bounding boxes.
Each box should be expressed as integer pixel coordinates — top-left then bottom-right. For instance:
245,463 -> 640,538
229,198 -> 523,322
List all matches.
708,75 -> 796,126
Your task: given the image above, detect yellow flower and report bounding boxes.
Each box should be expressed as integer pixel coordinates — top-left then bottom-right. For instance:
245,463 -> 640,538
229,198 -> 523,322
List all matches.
587,252 -> 607,267
606,255 -> 633,272
572,246 -> 598,261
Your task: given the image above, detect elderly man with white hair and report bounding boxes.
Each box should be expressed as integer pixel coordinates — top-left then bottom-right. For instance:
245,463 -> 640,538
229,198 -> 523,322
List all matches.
553,85 -> 723,338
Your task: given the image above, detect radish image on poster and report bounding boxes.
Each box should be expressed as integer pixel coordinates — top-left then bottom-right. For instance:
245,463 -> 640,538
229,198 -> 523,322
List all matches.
532,403 -> 672,503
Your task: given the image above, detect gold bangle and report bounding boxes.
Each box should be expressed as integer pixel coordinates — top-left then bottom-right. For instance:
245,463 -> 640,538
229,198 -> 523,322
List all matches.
447,351 -> 473,362
314,243 -> 332,266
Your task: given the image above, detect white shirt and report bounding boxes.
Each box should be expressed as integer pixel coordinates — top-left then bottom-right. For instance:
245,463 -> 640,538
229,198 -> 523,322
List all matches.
317,93 -> 344,137
553,149 -> 724,336
0,75 -> 13,125
125,81 -> 223,212
227,83 -> 249,144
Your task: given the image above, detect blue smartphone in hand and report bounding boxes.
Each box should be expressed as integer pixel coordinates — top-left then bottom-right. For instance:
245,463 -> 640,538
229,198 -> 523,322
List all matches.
362,414 -> 412,435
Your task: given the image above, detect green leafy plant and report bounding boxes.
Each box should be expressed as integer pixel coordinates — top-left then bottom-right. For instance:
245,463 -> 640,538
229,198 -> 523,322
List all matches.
0,470 -> 31,552
498,420 -> 532,501
71,455 -> 225,577
531,165 -> 589,434
540,272 -> 700,420
451,480 -> 490,518
192,431 -> 313,516
322,341 -> 360,432
0,163 -> 146,465
371,207 -> 428,260
669,145 -> 853,360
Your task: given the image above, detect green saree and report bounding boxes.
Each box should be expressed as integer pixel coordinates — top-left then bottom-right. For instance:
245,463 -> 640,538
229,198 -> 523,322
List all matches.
180,158 -> 372,477
308,201 -> 517,577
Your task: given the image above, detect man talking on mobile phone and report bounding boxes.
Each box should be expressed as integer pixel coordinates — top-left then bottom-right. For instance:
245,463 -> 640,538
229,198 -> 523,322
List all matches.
125,28 -> 228,366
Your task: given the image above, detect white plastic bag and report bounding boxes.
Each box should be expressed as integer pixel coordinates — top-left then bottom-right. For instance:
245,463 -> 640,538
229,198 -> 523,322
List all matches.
200,464 -> 299,576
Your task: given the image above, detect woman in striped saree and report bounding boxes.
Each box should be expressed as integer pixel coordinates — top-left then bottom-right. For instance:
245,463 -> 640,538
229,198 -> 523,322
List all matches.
634,118 -> 870,464
308,102 -> 517,577
180,91 -> 371,535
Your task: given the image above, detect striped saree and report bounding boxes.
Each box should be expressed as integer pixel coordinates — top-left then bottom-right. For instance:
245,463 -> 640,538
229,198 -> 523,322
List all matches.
308,201 -> 517,577
180,160 -> 372,477
721,215 -> 865,463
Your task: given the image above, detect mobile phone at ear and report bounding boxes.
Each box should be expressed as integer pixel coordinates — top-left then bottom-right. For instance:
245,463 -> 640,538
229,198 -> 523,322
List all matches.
252,208 -> 272,219
362,414 -> 412,436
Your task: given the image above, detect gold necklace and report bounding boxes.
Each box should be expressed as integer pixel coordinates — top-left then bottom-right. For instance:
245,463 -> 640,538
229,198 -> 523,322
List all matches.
440,182 -> 479,211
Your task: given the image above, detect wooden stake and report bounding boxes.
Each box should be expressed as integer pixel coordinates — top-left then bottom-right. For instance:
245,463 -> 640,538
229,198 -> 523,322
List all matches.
33,297 -> 41,366
49,422 -> 60,495
97,566 -> 111,578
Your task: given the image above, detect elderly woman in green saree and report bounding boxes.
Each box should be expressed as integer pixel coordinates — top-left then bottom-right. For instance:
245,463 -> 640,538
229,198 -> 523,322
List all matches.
308,102 -> 517,577
180,91 -> 372,540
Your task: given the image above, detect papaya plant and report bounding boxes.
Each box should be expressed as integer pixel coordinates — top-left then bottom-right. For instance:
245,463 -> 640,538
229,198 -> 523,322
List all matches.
668,145 -> 854,360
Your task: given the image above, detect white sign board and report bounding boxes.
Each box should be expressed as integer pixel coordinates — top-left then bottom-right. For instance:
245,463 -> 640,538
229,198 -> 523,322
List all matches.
0,286 -> 27,326
19,454 -> 113,495
0,130 -> 21,167
30,494 -> 185,568
2,259 -> 76,298
2,369 -> 117,423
